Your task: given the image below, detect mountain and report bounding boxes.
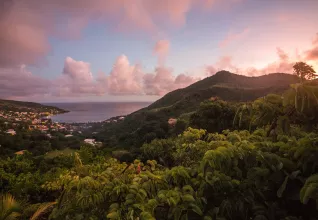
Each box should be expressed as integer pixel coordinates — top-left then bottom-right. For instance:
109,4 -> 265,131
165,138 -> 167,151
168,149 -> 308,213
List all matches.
143,71 -> 299,115
97,71 -> 300,148
0,99 -> 68,114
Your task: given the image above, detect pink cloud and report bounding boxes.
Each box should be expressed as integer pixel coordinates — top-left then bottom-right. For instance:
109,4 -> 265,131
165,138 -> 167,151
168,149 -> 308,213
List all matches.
313,33 -> 318,45
143,67 -> 198,95
174,74 -> 198,87
2,31 -> 317,100
219,28 -> 250,48
305,33 -> 318,61
206,47 -> 295,77
143,67 -> 175,95
63,57 -> 93,81
0,65 -> 51,98
153,40 -> 170,66
53,57 -> 102,97
0,54 -> 199,99
277,13 -> 294,23
105,55 -> 144,95
276,47 -> 289,61
0,0 -> 239,68
206,56 -> 240,75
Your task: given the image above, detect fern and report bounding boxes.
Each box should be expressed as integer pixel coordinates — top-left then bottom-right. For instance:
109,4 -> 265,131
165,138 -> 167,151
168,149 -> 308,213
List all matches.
300,174 -> 318,205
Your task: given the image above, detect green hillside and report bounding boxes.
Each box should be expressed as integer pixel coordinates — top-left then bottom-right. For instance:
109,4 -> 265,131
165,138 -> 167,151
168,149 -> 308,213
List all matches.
97,71 -> 300,148
0,99 -> 68,113
144,71 -> 298,114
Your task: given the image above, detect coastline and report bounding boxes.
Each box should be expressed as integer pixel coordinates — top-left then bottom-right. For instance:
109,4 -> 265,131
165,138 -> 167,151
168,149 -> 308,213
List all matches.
47,102 -> 151,124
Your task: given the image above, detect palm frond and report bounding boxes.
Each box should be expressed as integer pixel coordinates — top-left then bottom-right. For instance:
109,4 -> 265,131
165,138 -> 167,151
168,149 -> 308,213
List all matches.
29,201 -> 57,220
0,194 -> 21,220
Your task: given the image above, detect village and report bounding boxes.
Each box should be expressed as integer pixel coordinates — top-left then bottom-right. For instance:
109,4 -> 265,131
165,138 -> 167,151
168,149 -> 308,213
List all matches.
0,109 -> 103,150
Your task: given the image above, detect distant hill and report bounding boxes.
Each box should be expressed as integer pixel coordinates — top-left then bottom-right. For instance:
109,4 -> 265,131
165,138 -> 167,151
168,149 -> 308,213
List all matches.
0,99 -> 68,114
143,71 -> 299,115
97,71 -> 301,148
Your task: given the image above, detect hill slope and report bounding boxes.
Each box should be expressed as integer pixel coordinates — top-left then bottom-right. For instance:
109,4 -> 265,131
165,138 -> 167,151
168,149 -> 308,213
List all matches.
97,71 -> 299,148
144,71 -> 298,114
0,99 -> 68,114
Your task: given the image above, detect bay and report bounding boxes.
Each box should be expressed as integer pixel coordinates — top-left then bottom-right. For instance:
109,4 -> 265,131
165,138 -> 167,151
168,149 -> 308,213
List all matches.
44,102 -> 151,123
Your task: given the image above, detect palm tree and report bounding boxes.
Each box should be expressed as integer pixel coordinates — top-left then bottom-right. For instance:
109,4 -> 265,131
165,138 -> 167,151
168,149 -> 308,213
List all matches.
0,193 -> 56,220
233,94 -> 295,138
0,194 -> 21,220
283,62 -> 318,127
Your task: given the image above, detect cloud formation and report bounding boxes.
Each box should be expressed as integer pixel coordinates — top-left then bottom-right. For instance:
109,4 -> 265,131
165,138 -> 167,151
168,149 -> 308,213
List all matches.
153,40 -> 170,66
219,28 -> 250,48
0,65 -> 51,98
206,47 -> 295,77
143,67 -> 198,95
305,33 -> 318,61
105,55 -> 144,95
1,23 -> 318,100
0,0 -> 239,68
53,57 -> 101,97
0,55 -> 198,99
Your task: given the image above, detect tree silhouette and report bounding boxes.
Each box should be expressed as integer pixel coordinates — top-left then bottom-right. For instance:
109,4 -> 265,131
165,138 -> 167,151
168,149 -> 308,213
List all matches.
293,62 -> 317,83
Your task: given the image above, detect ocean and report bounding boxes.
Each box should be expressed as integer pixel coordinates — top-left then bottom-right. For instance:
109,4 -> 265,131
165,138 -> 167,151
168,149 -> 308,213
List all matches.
44,102 -> 152,123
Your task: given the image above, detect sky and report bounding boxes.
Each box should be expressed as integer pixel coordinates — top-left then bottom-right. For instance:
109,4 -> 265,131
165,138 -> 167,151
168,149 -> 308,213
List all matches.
0,0 -> 318,102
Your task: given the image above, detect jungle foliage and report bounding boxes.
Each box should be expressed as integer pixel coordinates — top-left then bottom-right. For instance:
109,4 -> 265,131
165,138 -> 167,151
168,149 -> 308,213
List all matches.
1,126 -> 318,219
1,65 -> 318,219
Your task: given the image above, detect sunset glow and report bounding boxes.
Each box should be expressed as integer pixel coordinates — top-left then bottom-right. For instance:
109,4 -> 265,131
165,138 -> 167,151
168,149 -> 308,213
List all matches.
0,0 -> 318,102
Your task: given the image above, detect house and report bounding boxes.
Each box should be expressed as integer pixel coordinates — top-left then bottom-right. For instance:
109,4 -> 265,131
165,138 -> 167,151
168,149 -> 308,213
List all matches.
119,116 -> 125,120
209,96 -> 219,101
84,139 -> 95,145
65,134 -> 73,138
28,125 -> 37,130
41,117 -> 52,124
15,150 -> 26,155
6,129 -> 16,135
168,118 -> 177,127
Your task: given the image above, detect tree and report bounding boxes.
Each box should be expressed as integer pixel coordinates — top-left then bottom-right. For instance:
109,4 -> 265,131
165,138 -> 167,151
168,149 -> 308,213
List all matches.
0,194 -> 21,220
283,63 -> 318,128
293,62 -> 317,82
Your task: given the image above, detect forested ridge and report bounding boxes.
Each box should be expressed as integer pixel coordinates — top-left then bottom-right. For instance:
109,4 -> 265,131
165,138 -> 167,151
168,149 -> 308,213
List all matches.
0,99 -> 67,113
1,62 -> 318,220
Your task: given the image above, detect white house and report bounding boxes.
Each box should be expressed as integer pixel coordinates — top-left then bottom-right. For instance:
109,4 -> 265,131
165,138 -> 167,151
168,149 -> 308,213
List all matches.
6,129 -> 16,135
84,139 -> 95,145
65,134 -> 73,138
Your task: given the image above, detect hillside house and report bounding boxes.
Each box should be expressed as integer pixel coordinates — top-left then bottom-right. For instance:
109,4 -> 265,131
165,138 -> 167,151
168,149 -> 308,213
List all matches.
168,118 -> 177,127
209,96 -> 219,101
28,125 -> 37,130
84,139 -> 95,145
65,134 -> 73,138
15,150 -> 26,155
6,129 -> 16,135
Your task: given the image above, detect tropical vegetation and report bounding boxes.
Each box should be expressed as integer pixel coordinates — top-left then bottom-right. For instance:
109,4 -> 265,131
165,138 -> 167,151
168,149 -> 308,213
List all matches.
0,62 -> 318,219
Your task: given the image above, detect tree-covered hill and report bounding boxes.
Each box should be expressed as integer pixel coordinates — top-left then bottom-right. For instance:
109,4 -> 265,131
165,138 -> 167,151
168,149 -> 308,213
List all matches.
0,99 -> 68,113
96,71 -> 303,148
